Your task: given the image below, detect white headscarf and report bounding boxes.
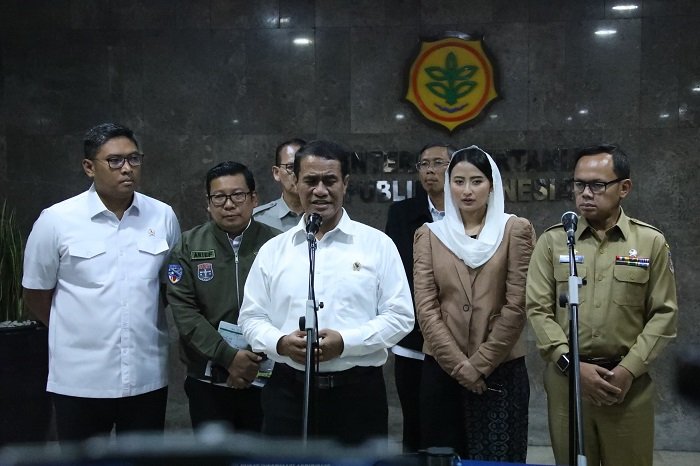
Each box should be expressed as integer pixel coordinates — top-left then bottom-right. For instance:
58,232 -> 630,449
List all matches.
427,145 -> 512,268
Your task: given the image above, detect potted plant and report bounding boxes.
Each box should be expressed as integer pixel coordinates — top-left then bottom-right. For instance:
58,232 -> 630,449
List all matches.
0,200 -> 51,446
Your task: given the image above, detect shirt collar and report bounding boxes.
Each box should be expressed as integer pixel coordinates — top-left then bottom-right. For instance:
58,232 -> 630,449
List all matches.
577,207 -> 629,241
427,195 -> 445,221
87,183 -> 139,219
292,208 -> 353,245
277,196 -> 300,220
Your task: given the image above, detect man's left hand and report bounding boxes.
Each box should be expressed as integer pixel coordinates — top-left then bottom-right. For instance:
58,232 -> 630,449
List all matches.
317,329 -> 344,362
606,365 -> 634,404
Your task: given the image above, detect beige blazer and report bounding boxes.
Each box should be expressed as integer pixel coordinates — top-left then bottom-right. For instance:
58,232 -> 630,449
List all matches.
413,216 -> 535,380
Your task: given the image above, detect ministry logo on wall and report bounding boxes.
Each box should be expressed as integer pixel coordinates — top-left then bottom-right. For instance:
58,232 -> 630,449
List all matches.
405,32 -> 499,131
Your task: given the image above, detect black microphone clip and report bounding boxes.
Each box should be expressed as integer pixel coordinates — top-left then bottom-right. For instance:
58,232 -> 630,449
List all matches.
306,213 -> 322,241
561,211 -> 578,243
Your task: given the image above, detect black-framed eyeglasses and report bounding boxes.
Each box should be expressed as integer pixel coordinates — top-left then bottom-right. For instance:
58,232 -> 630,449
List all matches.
98,152 -> 144,169
572,178 -> 624,194
278,163 -> 295,173
416,159 -> 449,171
207,192 -> 252,207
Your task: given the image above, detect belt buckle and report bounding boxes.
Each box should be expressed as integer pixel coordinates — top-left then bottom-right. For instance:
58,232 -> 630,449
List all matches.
316,374 -> 334,390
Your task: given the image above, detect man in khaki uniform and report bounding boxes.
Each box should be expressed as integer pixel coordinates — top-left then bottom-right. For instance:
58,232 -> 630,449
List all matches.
253,138 -> 306,231
526,144 -> 678,466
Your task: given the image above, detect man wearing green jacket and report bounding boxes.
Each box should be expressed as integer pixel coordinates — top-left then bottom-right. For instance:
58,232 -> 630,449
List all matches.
166,161 -> 280,431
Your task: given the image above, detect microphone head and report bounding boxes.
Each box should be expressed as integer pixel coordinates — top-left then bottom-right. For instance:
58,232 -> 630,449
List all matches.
305,212 -> 323,238
561,211 -> 578,233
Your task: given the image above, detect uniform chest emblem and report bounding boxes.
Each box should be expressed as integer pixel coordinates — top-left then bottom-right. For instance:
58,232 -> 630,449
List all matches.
197,263 -> 214,282
168,264 -> 183,284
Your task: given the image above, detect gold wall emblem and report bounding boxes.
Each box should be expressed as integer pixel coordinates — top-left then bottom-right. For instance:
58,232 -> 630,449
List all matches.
405,33 -> 499,131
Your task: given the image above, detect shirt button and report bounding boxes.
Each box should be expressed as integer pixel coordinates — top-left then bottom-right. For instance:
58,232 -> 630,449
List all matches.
595,302 -> 601,308
597,275 -> 604,281
599,249 -> 605,254
463,304 -> 471,312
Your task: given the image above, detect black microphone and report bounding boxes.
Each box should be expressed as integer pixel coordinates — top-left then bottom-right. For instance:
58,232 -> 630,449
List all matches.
306,213 -> 322,241
561,211 -> 578,241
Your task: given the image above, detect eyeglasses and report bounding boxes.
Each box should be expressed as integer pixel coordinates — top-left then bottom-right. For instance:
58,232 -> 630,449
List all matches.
278,163 -> 295,173
416,160 -> 449,171
207,192 -> 252,206
572,178 -> 624,194
98,153 -> 144,169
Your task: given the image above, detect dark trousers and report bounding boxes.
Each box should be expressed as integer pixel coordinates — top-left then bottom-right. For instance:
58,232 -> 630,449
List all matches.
420,355 -> 529,462
394,354 -> 422,452
261,363 -> 388,445
184,377 -> 263,433
52,387 -> 168,443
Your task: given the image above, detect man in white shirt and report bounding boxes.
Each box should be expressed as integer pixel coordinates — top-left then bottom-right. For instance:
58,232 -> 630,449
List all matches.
22,123 -> 181,442
239,140 -> 414,444
253,138 -> 306,231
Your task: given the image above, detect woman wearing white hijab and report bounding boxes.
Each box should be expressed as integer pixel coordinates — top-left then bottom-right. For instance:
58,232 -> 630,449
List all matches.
413,146 -> 535,462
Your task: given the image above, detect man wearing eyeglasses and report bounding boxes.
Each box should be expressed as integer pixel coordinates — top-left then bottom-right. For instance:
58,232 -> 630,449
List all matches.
166,161 -> 280,432
383,142 -> 455,452
22,122 -> 181,442
253,138 -> 306,231
526,144 -> 678,466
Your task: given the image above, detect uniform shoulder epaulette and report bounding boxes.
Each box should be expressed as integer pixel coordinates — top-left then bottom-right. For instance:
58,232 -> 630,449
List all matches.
629,217 -> 663,234
543,222 -> 563,233
253,200 -> 277,214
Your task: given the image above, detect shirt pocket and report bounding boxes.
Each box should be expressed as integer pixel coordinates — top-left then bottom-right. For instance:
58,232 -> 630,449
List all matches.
554,264 -> 587,303
612,265 -> 649,307
67,241 -> 109,287
137,237 -> 170,279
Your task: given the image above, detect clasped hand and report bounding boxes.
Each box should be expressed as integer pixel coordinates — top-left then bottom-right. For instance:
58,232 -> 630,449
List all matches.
277,329 -> 344,365
226,350 -> 262,389
579,362 -> 633,406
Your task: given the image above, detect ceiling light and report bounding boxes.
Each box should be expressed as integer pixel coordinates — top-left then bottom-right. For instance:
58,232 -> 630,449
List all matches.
692,85 -> 700,92
293,38 -> 313,45
595,29 -> 617,36
612,5 -> 638,11
394,113 -> 405,120
578,109 -> 589,115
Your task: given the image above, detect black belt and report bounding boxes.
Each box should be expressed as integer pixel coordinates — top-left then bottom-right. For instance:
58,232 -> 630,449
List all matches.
580,356 -> 623,371
279,363 -> 380,390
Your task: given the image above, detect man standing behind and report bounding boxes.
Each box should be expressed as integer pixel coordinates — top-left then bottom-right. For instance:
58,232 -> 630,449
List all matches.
239,140 -> 414,444
384,142 -> 454,452
22,123 -> 181,442
253,138 -> 306,231
526,144 -> 678,466
166,161 -> 279,432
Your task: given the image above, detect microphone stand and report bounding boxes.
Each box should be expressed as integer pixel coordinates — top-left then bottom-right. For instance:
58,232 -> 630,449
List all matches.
564,231 -> 587,466
299,230 -> 320,445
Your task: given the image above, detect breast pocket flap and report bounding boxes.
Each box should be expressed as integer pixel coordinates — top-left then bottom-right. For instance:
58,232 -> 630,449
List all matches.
68,242 -> 107,259
138,237 -> 170,256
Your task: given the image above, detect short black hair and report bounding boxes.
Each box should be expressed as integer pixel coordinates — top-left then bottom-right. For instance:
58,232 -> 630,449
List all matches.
575,144 -> 631,179
418,142 -> 457,162
83,123 -> 138,159
205,161 -> 256,195
275,138 -> 307,166
448,147 -> 493,184
294,140 -> 350,178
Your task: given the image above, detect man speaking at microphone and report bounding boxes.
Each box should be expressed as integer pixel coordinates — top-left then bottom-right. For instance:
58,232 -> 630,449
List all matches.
526,144 -> 678,466
239,140 -> 414,444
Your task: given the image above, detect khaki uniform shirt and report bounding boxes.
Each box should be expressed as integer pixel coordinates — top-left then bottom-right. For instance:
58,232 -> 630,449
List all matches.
253,196 -> 301,232
526,208 -> 678,377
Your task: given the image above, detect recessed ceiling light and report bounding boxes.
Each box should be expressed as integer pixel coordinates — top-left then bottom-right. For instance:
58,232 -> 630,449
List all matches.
394,113 -> 405,120
659,113 -> 670,119
578,109 -> 589,115
692,85 -> 700,92
595,29 -> 617,36
612,5 -> 638,11
293,38 -> 312,45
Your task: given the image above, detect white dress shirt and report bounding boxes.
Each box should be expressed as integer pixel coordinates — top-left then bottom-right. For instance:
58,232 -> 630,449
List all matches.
22,185 -> 180,398
239,209 -> 414,372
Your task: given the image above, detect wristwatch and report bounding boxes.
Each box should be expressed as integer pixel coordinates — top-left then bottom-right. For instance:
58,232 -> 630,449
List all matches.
556,353 -> 571,374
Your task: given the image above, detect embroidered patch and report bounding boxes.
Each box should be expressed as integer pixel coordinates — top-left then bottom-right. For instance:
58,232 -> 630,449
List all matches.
352,261 -> 361,271
168,264 -> 183,284
191,250 -> 216,260
197,263 -> 214,281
